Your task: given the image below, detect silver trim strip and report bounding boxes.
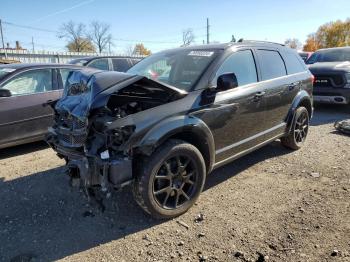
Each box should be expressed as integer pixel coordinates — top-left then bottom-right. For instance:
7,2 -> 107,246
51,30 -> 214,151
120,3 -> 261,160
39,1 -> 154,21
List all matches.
0,113 -> 53,127
213,132 -> 285,169
215,122 -> 286,155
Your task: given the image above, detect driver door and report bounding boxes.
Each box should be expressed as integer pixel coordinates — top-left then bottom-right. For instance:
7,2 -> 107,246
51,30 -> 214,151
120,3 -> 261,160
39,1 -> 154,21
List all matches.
0,68 -> 59,148
196,49 -> 266,163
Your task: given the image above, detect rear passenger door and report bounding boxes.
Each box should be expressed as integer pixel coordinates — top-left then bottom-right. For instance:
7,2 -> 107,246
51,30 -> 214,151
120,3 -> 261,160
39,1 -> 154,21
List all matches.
254,49 -> 297,138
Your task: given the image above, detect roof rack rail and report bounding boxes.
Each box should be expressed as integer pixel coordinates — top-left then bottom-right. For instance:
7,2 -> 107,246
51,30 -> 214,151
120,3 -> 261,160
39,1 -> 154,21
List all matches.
239,40 -> 285,46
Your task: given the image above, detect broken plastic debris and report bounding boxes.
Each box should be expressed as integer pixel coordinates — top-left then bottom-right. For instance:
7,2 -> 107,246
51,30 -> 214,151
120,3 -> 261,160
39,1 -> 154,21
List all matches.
100,150 -> 110,160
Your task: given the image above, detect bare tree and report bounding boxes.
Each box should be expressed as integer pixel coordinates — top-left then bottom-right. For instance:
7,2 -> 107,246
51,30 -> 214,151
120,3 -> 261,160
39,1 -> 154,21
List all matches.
284,38 -> 302,50
89,21 -> 113,53
58,21 -> 94,52
125,44 -> 134,56
182,28 -> 195,46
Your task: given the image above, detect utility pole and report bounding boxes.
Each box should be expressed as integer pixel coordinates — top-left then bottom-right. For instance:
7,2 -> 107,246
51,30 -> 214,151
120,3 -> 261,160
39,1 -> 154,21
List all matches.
0,19 -> 8,59
31,36 -> 35,53
206,18 -> 210,44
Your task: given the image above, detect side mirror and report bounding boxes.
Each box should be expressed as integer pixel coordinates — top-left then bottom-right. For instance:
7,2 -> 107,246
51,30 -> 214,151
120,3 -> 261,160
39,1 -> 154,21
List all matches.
217,73 -> 238,91
0,89 -> 12,97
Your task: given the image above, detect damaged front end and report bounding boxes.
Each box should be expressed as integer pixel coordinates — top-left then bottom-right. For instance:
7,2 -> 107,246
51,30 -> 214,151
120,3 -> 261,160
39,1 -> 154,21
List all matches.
46,70 -> 186,204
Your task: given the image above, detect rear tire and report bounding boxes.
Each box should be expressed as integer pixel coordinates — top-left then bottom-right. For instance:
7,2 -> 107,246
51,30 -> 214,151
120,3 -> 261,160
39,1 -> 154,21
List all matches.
281,106 -> 309,150
133,139 -> 206,219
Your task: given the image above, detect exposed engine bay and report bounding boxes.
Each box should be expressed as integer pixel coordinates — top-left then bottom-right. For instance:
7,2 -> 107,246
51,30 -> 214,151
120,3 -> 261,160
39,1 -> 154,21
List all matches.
46,70 -> 187,208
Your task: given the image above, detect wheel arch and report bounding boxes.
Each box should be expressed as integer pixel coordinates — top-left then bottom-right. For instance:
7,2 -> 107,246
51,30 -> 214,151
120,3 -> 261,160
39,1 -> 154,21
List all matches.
134,115 -> 215,173
286,90 -> 313,132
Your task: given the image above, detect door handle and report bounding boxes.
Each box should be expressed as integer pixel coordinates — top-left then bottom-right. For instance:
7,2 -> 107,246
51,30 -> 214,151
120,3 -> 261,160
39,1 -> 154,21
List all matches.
287,82 -> 300,91
253,91 -> 266,101
43,99 -> 54,107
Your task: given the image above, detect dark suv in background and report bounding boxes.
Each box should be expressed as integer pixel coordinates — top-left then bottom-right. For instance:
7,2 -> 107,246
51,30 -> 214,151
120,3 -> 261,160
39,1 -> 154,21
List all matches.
306,47 -> 350,104
69,56 -> 141,72
47,41 -> 313,219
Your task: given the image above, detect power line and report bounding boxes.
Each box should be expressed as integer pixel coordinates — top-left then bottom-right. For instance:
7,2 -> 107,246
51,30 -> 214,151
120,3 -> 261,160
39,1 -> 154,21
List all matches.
3,20 -> 181,44
3,21 -> 58,33
2,20 -> 212,49
112,37 -> 179,44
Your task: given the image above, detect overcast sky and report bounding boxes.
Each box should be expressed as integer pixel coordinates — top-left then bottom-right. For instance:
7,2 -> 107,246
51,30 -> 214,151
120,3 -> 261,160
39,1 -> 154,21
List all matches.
1,0 -> 349,53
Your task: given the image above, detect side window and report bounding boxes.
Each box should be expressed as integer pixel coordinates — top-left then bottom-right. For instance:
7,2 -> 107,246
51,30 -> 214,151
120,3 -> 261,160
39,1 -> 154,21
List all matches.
59,69 -> 77,89
112,59 -> 131,72
1,69 -> 52,95
215,50 -> 257,86
256,50 -> 286,80
88,58 -> 109,70
283,52 -> 306,74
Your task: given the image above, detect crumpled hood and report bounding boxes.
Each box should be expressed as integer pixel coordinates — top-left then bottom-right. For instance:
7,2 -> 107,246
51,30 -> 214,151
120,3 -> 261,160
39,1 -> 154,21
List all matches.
55,70 -> 135,120
55,69 -> 187,120
308,61 -> 350,73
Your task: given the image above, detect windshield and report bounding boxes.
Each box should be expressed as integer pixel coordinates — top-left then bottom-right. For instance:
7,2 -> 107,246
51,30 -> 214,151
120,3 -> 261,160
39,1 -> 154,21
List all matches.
127,49 -> 219,91
0,68 -> 16,81
306,48 -> 350,64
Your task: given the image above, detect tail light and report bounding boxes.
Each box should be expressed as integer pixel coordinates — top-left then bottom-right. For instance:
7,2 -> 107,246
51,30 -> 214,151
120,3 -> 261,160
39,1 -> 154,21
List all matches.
311,75 -> 315,85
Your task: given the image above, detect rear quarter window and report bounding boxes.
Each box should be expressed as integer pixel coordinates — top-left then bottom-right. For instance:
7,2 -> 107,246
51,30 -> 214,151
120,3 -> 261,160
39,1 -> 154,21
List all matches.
256,50 -> 286,81
283,52 -> 306,74
88,58 -> 109,70
112,59 -> 131,72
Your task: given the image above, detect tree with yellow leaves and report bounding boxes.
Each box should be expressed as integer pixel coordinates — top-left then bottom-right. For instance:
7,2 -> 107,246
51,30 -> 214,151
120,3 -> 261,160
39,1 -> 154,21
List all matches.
304,18 -> 350,51
133,43 -> 152,56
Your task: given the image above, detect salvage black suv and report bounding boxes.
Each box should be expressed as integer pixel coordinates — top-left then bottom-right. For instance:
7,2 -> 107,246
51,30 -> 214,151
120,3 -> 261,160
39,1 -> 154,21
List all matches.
47,41 -> 313,219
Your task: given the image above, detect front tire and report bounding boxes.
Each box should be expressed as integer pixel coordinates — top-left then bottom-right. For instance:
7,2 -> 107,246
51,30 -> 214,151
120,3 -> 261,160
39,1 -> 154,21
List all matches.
281,106 -> 309,150
133,139 -> 206,219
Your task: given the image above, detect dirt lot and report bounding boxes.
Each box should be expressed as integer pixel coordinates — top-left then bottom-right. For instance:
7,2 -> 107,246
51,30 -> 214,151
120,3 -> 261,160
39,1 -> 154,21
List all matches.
0,105 -> 349,262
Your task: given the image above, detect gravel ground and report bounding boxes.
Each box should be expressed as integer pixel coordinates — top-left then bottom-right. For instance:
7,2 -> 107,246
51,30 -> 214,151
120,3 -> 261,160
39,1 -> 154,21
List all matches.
0,104 -> 349,262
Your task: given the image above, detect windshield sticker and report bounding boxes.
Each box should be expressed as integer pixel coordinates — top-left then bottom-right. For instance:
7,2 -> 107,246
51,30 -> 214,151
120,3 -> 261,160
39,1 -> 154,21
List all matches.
0,68 -> 16,73
188,51 -> 214,57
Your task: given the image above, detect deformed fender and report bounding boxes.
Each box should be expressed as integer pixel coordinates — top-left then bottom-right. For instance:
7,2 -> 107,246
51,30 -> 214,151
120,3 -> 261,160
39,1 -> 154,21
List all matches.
285,90 -> 313,132
135,115 -> 216,172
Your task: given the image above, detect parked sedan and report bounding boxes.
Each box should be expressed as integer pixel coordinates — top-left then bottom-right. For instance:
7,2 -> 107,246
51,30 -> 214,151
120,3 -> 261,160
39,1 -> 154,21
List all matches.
0,63 -> 91,149
68,56 -> 141,72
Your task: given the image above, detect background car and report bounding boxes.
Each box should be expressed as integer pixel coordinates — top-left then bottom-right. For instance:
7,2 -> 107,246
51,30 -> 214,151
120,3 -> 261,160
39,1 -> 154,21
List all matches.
68,56 -> 141,72
306,47 -> 350,104
0,63 -> 90,149
298,51 -> 313,62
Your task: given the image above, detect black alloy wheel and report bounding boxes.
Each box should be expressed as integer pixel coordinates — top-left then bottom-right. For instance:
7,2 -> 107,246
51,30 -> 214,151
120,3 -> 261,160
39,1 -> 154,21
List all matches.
152,155 -> 197,209
133,139 -> 206,219
281,106 -> 309,150
294,110 -> 309,144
